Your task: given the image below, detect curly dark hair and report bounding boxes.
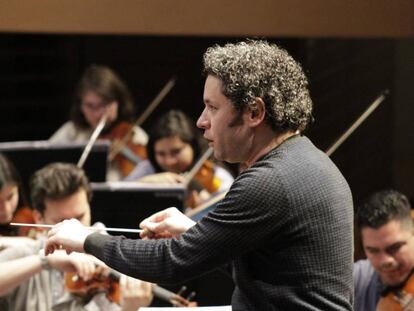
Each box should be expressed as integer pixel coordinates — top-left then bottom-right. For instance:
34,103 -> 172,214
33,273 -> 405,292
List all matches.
356,190 -> 412,230
203,40 -> 313,132
30,163 -> 92,214
147,110 -> 206,173
70,64 -> 136,129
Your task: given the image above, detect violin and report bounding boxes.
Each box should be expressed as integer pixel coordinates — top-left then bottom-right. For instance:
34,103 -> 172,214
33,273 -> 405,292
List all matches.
183,148 -> 222,208
12,207 -> 36,237
7,207 -> 36,237
377,272 -> 414,311
100,122 -> 147,177
64,270 -> 196,307
101,78 -> 176,177
65,270 -> 120,303
191,160 -> 221,194
185,160 -> 222,208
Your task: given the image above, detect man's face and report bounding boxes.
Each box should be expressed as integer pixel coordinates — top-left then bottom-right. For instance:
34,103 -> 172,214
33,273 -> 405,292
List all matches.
197,75 -> 250,163
35,188 -> 91,226
362,219 -> 414,286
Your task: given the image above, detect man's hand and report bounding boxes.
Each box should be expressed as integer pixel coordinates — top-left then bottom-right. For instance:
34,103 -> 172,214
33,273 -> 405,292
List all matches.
139,207 -> 196,239
45,219 -> 93,255
47,251 -> 108,281
120,276 -> 153,311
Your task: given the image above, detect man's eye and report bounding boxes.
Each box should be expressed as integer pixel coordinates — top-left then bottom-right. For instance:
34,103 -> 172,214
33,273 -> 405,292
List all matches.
387,244 -> 403,255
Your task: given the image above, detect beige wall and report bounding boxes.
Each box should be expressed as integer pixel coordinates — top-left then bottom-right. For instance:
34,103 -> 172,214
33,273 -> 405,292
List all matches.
1,0 -> 413,37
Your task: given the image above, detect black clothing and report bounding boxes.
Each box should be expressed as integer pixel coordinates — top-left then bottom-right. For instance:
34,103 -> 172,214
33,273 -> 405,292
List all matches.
85,136 -> 354,310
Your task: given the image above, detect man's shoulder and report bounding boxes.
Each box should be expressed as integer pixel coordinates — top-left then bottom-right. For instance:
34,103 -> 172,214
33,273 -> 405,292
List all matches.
354,259 -> 382,311
50,121 -> 91,143
354,259 -> 376,277
354,259 -> 380,293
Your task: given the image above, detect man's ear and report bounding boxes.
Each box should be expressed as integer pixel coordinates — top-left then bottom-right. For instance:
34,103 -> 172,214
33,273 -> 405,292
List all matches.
247,97 -> 266,127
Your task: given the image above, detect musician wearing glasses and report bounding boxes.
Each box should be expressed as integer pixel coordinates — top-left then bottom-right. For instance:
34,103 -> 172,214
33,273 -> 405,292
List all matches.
49,65 -> 148,180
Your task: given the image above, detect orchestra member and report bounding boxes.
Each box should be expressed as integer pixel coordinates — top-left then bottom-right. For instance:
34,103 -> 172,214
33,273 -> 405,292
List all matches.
354,189 -> 414,311
126,109 -> 234,207
0,153 -> 34,238
0,163 -> 153,310
50,65 -> 148,180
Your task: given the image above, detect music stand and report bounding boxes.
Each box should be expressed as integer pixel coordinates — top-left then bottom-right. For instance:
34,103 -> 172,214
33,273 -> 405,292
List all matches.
0,140 -> 109,195
90,182 -> 185,238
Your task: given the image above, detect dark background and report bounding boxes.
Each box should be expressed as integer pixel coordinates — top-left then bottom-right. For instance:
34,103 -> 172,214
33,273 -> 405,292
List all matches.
0,34 -> 406,204
1,33 -> 414,304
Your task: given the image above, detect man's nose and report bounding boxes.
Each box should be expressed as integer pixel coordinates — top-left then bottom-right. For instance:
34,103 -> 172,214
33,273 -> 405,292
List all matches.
379,253 -> 396,269
196,108 -> 209,129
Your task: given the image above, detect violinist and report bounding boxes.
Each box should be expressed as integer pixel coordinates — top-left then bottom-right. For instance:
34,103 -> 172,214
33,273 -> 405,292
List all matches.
49,64 -> 148,180
354,190 -> 414,311
0,163 -> 153,310
0,153 -> 35,239
125,109 -> 234,207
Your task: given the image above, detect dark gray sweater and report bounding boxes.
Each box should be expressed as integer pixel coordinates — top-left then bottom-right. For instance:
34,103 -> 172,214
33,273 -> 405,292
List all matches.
85,136 -> 354,310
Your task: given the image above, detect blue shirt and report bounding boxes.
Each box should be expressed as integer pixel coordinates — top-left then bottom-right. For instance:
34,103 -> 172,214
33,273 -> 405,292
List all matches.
354,259 -> 383,311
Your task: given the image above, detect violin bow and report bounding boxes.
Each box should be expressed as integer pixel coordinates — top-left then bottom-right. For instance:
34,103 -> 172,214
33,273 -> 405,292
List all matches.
325,90 -> 389,157
185,190 -> 227,217
77,112 -> 108,168
183,147 -> 214,187
152,284 -> 196,307
108,77 -> 177,161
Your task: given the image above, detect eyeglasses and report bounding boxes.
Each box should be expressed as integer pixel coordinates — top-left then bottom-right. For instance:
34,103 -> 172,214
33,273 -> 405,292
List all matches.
154,145 -> 188,158
81,101 -> 108,112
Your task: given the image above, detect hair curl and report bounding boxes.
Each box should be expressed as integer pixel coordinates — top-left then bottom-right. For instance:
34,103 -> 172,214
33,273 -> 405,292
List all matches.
356,190 -> 412,230
203,40 -> 313,132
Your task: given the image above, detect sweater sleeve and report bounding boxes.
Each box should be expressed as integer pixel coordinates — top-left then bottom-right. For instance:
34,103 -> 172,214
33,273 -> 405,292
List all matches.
82,166 -> 289,285
84,232 -> 112,261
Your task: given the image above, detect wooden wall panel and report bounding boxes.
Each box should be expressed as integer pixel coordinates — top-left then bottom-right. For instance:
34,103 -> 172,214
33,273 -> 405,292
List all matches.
0,0 -> 413,37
